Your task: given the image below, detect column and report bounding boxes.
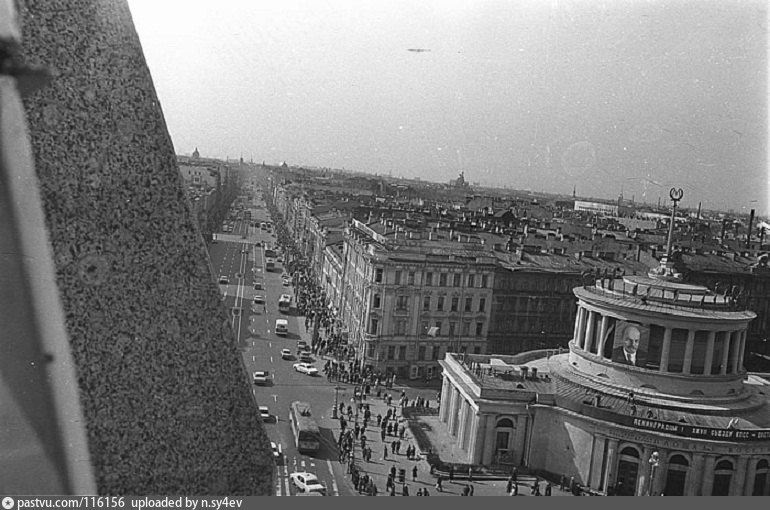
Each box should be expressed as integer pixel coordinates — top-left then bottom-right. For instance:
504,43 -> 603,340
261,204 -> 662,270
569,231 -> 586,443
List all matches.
737,330 -> 747,373
513,415 -> 528,466
597,315 -> 609,358
575,307 -> 587,349
584,311 -> 596,353
660,327 -> 672,372
481,413 -> 498,464
573,306 -> 582,345
637,445 -> 655,496
703,331 -> 716,375
730,331 -> 742,374
743,458 -> 758,496
601,438 -> 619,494
731,456 -> 748,495
721,332 -> 731,375
683,330 -> 696,374
686,454 -> 705,495
439,378 -> 450,422
448,389 -> 461,435
457,399 -> 469,448
471,413 -> 487,465
700,455 -> 716,496
466,410 -> 480,463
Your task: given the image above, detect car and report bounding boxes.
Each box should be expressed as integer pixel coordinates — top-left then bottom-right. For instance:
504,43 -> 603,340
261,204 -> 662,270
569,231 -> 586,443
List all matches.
299,352 -> 313,363
253,295 -> 265,304
219,275 -> 229,284
281,348 -> 292,360
259,406 -> 272,422
254,281 -> 263,290
271,441 -> 282,462
253,371 -> 269,385
282,280 -> 290,287
289,472 -> 326,495
297,341 -> 308,350
293,363 -> 318,376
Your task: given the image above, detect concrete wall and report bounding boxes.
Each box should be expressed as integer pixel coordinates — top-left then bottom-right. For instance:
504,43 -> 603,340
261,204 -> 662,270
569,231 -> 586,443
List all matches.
529,407 -> 597,486
17,0 -> 273,494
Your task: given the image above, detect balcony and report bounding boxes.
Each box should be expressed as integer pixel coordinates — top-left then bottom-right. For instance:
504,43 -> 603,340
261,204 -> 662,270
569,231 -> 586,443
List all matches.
364,332 -> 378,342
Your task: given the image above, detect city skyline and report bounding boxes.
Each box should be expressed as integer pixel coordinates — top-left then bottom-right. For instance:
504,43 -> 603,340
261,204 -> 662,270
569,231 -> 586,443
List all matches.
128,0 -> 768,215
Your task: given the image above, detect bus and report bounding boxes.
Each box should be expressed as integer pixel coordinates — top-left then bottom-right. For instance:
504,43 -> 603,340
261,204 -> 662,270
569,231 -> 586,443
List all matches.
266,258 -> 275,272
278,294 -> 291,313
289,401 -> 321,454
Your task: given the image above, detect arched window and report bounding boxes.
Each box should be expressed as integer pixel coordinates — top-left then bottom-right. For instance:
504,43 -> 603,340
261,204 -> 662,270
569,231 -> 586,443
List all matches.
712,459 -> 734,496
615,446 -> 641,496
664,454 -> 689,496
753,459 -> 770,496
494,418 -> 516,465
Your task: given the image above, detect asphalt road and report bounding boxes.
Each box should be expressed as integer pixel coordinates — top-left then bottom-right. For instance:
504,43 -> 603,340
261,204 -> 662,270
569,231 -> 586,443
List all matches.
208,192 -> 348,496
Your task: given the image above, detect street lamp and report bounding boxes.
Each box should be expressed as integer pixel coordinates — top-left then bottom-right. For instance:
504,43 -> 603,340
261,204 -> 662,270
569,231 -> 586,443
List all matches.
648,451 -> 660,496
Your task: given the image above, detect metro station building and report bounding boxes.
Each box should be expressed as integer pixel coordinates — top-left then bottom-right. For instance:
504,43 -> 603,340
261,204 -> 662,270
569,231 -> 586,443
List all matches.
439,260 -> 770,495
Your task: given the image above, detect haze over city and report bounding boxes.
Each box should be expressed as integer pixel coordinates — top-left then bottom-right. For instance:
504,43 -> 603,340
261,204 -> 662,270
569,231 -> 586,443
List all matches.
127,0 -> 768,215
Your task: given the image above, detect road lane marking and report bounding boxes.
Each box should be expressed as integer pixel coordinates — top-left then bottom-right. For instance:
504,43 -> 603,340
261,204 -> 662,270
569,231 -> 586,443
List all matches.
270,356 -> 273,363
327,460 -> 340,496
272,394 -> 277,403
284,465 -> 290,496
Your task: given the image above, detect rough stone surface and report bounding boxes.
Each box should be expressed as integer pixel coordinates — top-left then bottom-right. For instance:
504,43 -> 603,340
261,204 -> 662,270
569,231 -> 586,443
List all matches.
17,0 -> 273,495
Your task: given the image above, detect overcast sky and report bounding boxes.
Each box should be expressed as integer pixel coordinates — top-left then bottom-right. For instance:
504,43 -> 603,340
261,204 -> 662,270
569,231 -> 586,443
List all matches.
127,0 -> 767,215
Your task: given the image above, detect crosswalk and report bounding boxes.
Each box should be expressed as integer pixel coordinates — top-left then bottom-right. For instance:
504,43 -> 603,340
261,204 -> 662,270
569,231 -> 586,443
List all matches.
275,455 -> 341,496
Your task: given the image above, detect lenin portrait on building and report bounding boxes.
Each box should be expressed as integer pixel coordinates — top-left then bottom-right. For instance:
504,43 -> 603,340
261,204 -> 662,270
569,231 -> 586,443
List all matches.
612,322 -> 648,367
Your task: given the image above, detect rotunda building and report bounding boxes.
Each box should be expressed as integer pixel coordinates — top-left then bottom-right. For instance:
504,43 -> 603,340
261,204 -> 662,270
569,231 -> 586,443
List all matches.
438,268 -> 770,496
539,272 -> 770,495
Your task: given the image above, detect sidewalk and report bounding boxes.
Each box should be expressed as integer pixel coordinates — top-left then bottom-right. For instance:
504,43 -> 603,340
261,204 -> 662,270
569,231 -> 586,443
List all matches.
328,384 -> 574,496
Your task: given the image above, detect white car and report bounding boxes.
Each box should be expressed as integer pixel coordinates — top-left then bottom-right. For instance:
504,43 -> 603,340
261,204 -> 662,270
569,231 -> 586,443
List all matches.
289,472 -> 326,495
219,275 -> 229,284
253,295 -> 265,304
259,406 -> 272,422
293,363 -> 318,376
253,371 -> 269,385
281,348 -> 292,360
271,441 -> 282,462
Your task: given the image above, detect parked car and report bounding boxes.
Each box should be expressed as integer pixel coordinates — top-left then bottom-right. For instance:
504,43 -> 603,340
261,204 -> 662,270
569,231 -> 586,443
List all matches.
281,348 -> 292,360
289,472 -> 326,495
218,275 -> 229,284
292,363 -> 318,376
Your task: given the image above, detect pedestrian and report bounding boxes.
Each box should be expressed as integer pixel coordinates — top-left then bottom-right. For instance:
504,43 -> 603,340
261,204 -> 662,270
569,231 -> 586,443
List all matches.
416,488 -> 423,497
381,429 -> 386,442
423,488 -> 430,496
377,414 -> 382,426
468,467 -> 473,482
559,475 -> 566,491
545,483 -> 552,496
506,477 -> 513,494
435,477 -> 443,492
449,465 -> 454,482
383,446 -> 388,460
511,483 -> 518,496
412,465 -> 418,482
462,485 -> 470,497
402,484 -> 409,497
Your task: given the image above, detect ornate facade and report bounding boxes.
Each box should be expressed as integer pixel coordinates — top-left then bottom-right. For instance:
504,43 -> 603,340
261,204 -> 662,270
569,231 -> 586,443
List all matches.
440,271 -> 770,495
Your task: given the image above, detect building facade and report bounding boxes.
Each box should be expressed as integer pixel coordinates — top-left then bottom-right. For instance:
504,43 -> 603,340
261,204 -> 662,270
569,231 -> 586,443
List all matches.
439,268 -> 770,496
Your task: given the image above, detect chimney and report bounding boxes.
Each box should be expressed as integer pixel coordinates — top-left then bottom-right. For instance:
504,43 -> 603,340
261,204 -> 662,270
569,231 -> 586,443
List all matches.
635,244 -> 642,262
747,209 -> 755,249
721,219 -> 727,244
697,201 -> 702,219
